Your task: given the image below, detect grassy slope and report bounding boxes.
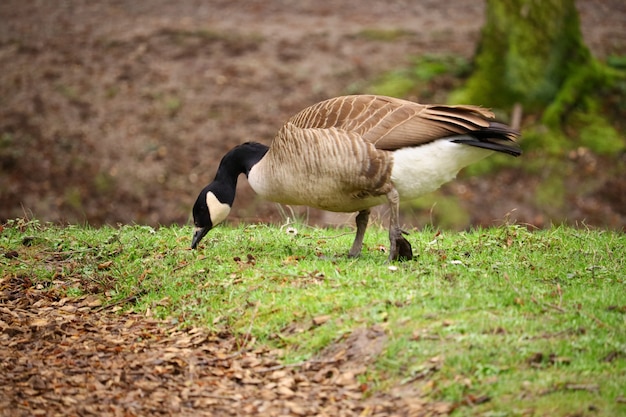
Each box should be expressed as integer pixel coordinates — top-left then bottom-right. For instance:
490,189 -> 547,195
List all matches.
2,219 -> 625,416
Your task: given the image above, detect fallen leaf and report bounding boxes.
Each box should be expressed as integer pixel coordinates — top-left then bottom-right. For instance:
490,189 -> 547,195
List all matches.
276,385 -> 295,397
312,315 -> 331,326
334,371 -> 356,386
30,318 -> 50,327
60,305 -> 78,313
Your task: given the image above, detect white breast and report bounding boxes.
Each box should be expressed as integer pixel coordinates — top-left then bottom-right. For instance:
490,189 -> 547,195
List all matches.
390,138 -> 493,200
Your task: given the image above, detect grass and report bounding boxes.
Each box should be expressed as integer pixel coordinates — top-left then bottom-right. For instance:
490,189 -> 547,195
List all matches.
2,218 -> 625,415
365,54 -> 471,101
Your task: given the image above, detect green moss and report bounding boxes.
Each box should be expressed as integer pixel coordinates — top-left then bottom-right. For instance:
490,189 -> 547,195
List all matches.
105,86 -> 119,99
607,54 -> 626,69
452,0 -> 595,112
462,152 -> 523,177
56,84 -> 80,100
534,175 -> 566,216
577,118 -> 624,155
403,193 -> 470,230
0,132 -> 15,152
368,54 -> 469,98
165,95 -> 182,117
93,172 -> 116,193
355,28 -> 412,42
520,126 -> 570,156
450,1 -> 625,160
369,70 -> 416,98
64,187 -> 83,211
414,55 -> 469,80
542,60 -> 619,129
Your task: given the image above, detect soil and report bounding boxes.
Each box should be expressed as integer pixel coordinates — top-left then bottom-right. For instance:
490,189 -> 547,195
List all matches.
0,2 -> 625,416
1,0 -> 625,229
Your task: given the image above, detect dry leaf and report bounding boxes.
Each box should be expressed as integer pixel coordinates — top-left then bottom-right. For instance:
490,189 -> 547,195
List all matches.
2,234 -> 467,417
312,315 -> 331,326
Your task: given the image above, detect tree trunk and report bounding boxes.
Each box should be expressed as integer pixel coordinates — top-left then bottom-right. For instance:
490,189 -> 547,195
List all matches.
451,0 -> 622,143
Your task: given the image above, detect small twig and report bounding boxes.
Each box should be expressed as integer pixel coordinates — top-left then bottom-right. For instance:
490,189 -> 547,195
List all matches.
401,365 -> 440,385
565,383 -> 599,393
315,231 -> 356,240
544,302 -> 566,313
503,273 -> 524,300
42,248 -> 98,256
204,394 -> 240,401
0,306 -> 21,319
204,350 -> 245,364
255,358 -> 341,374
580,311 -> 609,328
236,302 -> 260,353
93,291 -> 146,312
279,216 -> 295,231
173,262 -> 190,272
511,102 -> 523,131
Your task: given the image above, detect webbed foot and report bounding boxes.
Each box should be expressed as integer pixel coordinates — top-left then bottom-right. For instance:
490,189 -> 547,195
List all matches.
389,228 -> 413,261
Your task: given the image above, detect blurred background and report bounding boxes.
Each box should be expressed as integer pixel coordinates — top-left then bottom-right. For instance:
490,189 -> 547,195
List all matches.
1,0 -> 624,230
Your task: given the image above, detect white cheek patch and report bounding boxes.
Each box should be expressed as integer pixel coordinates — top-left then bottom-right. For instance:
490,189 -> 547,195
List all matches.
206,191 -> 231,226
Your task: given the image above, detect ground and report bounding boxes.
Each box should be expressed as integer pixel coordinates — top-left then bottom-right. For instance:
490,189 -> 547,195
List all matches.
0,1 -> 625,416
1,272 -> 452,416
1,0 -> 624,228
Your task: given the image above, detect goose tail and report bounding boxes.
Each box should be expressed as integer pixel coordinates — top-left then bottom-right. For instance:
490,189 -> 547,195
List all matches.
452,122 -> 522,157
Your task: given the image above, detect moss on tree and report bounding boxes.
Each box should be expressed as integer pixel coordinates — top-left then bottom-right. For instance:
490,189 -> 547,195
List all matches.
450,0 -> 624,155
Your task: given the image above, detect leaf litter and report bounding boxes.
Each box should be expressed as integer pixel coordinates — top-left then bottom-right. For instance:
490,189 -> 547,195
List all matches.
1,273 -> 451,416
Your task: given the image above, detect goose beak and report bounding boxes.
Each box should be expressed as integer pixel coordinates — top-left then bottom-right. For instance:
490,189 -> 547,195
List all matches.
191,226 -> 211,249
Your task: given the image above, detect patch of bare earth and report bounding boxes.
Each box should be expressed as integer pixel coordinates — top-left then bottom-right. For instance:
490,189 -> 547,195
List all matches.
1,0 -> 623,228
1,273 -> 450,416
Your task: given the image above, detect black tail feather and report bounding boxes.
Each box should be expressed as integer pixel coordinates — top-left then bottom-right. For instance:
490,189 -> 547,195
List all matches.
452,122 -> 522,157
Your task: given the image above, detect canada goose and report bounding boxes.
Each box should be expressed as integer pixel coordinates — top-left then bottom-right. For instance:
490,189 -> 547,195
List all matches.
191,95 -> 521,261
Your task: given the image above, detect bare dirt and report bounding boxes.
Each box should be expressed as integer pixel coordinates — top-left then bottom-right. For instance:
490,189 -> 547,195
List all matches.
1,2 -> 625,416
1,0 -> 624,229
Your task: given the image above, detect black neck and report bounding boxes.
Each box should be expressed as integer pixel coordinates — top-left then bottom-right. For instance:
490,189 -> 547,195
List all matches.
211,142 -> 269,204
214,141 -> 268,180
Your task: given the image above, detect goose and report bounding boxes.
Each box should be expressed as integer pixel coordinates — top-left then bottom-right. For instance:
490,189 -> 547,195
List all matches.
191,94 -> 521,261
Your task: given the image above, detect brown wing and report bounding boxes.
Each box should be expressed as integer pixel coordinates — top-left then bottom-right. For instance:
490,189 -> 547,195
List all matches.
286,95 -> 504,151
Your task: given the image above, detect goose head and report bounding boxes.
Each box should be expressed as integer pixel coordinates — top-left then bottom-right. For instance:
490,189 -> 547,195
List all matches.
191,142 -> 269,249
191,184 -> 232,249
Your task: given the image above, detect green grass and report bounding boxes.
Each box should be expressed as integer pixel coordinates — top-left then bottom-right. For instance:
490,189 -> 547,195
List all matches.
2,218 -> 625,416
365,54 -> 471,100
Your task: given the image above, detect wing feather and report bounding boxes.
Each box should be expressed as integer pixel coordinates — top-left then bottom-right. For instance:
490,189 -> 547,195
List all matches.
284,95 -> 520,153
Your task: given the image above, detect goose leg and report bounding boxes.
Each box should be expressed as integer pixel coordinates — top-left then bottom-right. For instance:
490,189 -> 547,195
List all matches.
348,209 -> 370,258
386,188 -> 413,261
